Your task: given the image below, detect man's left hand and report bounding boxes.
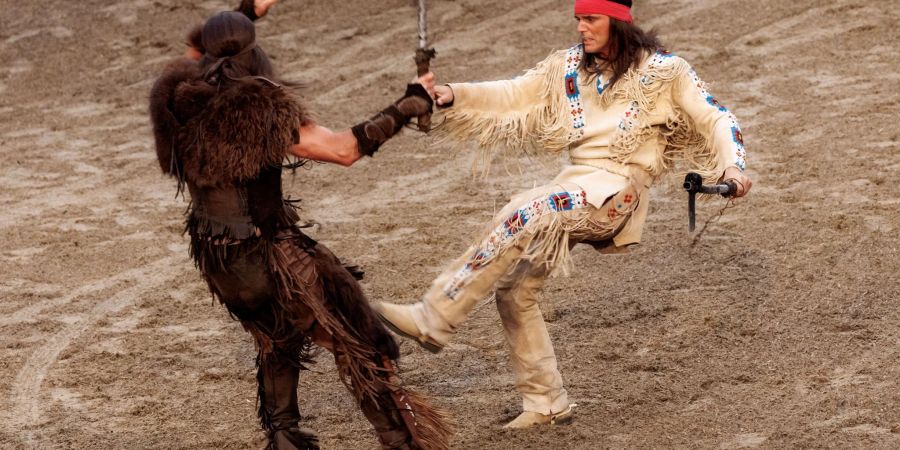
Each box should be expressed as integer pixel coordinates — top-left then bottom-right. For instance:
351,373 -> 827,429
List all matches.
254,0 -> 279,18
724,166 -> 752,198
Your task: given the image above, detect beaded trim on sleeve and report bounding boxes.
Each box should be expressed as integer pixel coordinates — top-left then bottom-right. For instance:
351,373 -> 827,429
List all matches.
686,67 -> 747,170
564,45 -> 586,141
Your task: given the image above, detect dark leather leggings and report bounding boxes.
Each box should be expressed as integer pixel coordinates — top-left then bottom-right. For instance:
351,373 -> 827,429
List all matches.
202,240 -> 415,449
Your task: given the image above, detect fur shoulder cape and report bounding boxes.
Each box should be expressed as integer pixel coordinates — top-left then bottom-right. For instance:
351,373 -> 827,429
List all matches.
149,57 -> 311,187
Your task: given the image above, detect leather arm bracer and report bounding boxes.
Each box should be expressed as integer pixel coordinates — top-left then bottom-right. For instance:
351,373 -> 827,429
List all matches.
351,84 -> 434,157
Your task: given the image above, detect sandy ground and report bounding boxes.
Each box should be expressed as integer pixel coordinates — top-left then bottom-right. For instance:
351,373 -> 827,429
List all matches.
1,0 -> 899,449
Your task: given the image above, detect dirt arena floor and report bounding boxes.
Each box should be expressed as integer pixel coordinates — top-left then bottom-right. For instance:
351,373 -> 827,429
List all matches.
1,0 -> 899,448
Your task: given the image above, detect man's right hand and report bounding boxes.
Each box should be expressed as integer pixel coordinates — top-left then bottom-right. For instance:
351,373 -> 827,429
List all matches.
415,72 -> 436,98
434,85 -> 454,106
723,166 -> 752,198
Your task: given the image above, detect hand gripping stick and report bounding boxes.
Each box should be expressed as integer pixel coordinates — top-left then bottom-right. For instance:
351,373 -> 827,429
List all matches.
683,172 -> 737,233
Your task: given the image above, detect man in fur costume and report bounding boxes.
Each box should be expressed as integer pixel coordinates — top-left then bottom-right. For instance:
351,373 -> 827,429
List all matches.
375,0 -> 754,429
148,2 -> 450,449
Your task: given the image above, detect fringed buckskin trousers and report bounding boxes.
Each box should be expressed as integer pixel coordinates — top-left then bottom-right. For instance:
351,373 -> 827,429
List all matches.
409,179 -> 642,415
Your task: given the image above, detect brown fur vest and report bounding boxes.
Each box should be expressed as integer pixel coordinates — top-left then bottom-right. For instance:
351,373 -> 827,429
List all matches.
149,57 -> 311,187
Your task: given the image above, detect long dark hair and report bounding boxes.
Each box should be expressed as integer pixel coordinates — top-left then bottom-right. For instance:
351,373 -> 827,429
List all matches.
579,19 -> 664,88
197,11 -> 276,83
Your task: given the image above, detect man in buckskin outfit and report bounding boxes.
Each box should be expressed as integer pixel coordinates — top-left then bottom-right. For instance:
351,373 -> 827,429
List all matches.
376,0 -> 753,429
149,1 -> 450,449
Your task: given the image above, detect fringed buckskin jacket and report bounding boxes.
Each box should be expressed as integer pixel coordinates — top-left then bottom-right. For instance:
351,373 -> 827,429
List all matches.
149,57 -> 312,269
440,45 -> 748,247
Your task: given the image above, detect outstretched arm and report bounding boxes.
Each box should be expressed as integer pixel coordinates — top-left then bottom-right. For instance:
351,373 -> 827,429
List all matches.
441,69 -> 547,113
289,74 -> 435,166
290,125 -> 360,167
430,49 -> 572,156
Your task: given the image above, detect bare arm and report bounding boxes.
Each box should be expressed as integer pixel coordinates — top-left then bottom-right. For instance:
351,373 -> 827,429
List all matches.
288,124 -> 363,167
289,74 -> 435,166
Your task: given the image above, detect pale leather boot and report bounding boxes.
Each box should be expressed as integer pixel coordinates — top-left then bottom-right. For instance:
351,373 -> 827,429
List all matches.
373,302 -> 444,353
503,404 -> 576,429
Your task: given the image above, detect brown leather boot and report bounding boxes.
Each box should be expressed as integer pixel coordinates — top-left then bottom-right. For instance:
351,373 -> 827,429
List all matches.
258,355 -> 320,450
265,427 -> 320,450
359,391 -> 417,450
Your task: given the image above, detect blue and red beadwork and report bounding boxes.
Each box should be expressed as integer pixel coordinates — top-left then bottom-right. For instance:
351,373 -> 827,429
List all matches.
504,211 -> 526,235
564,46 -> 587,136
732,125 -> 744,146
706,95 -> 728,112
550,192 -> 575,211
442,189 -> 588,299
565,74 -> 579,98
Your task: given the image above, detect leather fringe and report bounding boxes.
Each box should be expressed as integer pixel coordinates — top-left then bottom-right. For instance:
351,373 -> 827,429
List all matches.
270,236 -> 453,449
383,358 -> 454,450
435,48 -> 726,184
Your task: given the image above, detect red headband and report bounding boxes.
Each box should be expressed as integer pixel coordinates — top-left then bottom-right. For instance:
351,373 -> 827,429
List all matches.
574,0 -> 633,24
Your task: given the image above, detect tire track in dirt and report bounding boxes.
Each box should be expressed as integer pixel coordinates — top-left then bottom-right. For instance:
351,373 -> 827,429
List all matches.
0,114 -> 156,230
1,256 -> 184,445
0,255 -> 182,327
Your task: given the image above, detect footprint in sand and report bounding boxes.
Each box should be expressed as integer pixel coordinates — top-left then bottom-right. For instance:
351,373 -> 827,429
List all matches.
48,388 -> 95,414
60,102 -> 114,118
842,423 -> 894,435
4,27 -> 73,45
0,246 -> 48,263
0,167 -> 62,190
718,432 -> 768,449
864,215 -> 893,233
3,59 -> 33,77
817,409 -> 894,435
828,367 -> 872,388
100,0 -> 154,24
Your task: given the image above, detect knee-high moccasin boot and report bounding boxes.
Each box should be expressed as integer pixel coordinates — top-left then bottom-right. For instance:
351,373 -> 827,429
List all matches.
258,355 -> 320,450
359,391 -> 416,450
